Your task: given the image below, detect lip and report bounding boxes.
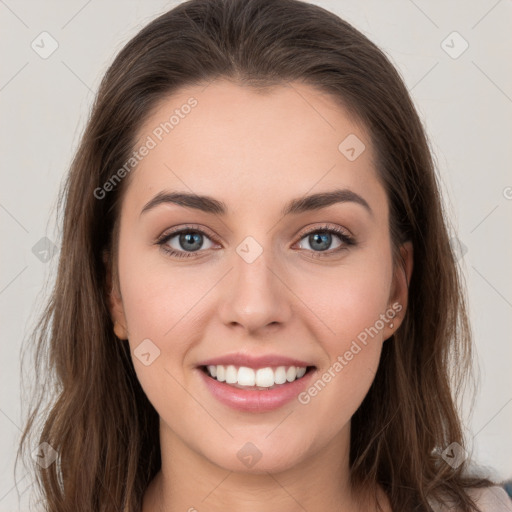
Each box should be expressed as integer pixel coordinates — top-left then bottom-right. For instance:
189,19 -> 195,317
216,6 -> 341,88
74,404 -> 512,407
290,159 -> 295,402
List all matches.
196,353 -> 313,369
197,366 -> 317,412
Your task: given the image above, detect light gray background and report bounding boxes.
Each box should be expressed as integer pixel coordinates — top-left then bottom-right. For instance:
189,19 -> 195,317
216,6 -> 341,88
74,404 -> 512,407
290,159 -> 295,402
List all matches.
1,0 -> 511,509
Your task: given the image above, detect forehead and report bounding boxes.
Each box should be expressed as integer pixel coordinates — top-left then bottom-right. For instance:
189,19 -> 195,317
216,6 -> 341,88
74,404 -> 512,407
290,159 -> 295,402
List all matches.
125,79 -> 385,216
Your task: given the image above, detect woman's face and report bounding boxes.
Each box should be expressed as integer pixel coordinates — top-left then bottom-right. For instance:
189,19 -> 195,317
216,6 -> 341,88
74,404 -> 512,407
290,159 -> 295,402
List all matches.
109,79 -> 411,474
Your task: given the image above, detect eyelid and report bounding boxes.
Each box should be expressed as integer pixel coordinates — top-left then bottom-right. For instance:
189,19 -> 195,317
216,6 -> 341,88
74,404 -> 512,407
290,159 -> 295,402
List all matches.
156,222 -> 356,258
292,223 -> 356,257
156,223 -> 220,244
294,222 -> 353,241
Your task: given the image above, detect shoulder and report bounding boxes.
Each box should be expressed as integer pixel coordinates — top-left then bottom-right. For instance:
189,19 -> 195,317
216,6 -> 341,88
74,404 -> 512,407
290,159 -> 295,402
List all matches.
465,485 -> 512,512
430,486 -> 512,512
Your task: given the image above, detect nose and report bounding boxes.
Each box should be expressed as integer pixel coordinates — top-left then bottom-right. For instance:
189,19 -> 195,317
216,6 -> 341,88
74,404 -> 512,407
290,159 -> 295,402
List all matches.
217,246 -> 293,335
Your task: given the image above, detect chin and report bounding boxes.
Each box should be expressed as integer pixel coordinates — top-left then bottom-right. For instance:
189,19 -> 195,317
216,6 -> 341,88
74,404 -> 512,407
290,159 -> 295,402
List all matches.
203,439 -> 310,475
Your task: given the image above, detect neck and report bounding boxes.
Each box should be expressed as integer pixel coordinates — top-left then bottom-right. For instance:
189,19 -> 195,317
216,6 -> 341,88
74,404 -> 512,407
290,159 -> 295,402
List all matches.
142,419 -> 391,512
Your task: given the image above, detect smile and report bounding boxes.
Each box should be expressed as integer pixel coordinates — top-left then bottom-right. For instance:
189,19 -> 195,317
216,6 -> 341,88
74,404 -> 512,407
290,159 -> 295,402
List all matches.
201,364 -> 311,389
197,364 -> 317,412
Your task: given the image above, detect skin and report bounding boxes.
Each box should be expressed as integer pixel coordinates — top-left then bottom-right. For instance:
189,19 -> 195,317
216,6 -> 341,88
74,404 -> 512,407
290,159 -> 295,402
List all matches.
108,79 -> 413,512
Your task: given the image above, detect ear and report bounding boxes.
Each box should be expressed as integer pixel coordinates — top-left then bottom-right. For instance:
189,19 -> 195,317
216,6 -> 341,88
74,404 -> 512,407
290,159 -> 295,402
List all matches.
103,249 -> 129,340
385,240 -> 413,339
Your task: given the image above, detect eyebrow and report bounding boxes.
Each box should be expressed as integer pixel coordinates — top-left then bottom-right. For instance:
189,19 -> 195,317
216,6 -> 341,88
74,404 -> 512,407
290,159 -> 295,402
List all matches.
140,188 -> 373,218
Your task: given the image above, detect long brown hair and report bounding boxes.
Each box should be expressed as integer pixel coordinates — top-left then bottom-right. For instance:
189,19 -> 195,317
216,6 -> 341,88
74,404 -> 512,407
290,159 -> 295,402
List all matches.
17,0 -> 495,510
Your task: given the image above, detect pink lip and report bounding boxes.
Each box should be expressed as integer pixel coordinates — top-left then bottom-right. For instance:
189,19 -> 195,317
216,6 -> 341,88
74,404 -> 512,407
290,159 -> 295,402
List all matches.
196,353 -> 313,369
197,366 -> 317,412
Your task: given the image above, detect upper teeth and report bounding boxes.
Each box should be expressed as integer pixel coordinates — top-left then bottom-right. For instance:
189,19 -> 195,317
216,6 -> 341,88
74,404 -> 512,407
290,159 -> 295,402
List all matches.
206,365 -> 307,388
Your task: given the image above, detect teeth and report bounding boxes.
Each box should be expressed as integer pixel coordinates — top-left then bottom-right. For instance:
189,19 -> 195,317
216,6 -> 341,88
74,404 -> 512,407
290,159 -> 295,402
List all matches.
238,366 -> 256,386
204,364 -> 309,388
256,367 -> 274,387
225,365 -> 237,384
274,366 -> 287,384
286,366 -> 297,382
216,365 -> 225,382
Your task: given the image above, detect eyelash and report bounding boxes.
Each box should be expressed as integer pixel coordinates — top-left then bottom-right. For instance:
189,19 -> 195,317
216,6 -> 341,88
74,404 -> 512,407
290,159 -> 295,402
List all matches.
155,223 -> 356,259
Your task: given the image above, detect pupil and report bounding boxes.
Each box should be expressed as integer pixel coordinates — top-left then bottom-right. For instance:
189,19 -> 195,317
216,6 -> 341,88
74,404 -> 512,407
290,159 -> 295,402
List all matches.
310,232 -> 331,251
180,232 -> 202,252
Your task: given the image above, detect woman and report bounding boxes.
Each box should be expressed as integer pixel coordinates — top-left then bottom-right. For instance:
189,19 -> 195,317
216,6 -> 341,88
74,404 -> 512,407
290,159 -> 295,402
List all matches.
17,0 -> 512,511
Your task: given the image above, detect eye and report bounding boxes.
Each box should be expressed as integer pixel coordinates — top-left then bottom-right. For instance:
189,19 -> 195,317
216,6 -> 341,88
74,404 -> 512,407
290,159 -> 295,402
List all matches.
295,224 -> 356,256
156,226 -> 217,259
156,223 -> 356,260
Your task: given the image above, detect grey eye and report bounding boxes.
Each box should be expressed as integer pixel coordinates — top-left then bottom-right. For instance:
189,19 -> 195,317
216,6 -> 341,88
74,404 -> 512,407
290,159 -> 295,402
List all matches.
297,231 -> 343,252
166,231 -> 215,253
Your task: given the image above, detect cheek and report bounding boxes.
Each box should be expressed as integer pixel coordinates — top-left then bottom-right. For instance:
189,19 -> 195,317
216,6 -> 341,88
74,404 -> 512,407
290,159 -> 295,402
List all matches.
293,256 -> 392,421
117,239 -> 220,400
118,238 -> 201,341
301,255 -> 393,346
327,273 -> 390,342
117,247 -> 199,412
